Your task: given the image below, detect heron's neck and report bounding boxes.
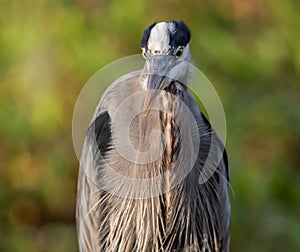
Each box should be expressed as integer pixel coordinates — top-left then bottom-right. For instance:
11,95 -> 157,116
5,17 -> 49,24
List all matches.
164,81 -> 186,95
159,87 -> 181,170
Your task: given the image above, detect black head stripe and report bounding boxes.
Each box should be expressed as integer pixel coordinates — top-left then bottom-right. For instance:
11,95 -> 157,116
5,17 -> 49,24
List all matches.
140,22 -> 157,49
169,20 -> 191,47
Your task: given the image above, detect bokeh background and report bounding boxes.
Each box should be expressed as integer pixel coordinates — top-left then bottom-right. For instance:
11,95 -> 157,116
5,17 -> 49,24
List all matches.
1,0 -> 300,251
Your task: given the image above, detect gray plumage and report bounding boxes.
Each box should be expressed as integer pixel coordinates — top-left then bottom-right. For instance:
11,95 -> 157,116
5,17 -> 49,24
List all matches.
76,20 -> 230,252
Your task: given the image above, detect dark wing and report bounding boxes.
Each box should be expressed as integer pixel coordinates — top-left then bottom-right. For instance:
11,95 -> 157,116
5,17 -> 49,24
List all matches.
76,111 -> 112,252
199,112 -> 230,252
186,92 -> 230,251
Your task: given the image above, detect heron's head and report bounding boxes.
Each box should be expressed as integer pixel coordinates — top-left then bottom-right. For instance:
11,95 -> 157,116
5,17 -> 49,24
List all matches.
140,20 -> 191,115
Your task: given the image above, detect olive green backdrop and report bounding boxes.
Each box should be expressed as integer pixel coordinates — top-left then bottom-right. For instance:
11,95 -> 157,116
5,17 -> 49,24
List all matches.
1,0 -> 300,251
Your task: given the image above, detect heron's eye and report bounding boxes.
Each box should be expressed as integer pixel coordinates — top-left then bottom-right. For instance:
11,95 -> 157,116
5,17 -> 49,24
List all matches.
142,50 -> 146,59
175,48 -> 183,58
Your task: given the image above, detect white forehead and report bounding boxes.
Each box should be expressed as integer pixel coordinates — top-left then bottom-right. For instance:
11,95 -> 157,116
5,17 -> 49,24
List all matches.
147,22 -> 170,54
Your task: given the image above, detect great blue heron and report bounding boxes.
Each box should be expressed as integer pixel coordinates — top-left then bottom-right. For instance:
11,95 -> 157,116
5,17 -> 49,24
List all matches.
76,20 -> 230,252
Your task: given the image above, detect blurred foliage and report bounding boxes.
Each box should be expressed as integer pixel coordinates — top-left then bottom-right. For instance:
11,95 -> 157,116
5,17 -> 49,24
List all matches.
0,0 -> 300,251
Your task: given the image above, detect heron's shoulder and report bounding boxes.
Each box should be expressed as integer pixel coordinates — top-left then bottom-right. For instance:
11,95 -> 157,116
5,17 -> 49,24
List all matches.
184,90 -> 210,126
93,70 -> 143,118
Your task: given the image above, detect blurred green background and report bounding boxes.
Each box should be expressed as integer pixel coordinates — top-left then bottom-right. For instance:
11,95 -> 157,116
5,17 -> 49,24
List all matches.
1,0 -> 300,251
